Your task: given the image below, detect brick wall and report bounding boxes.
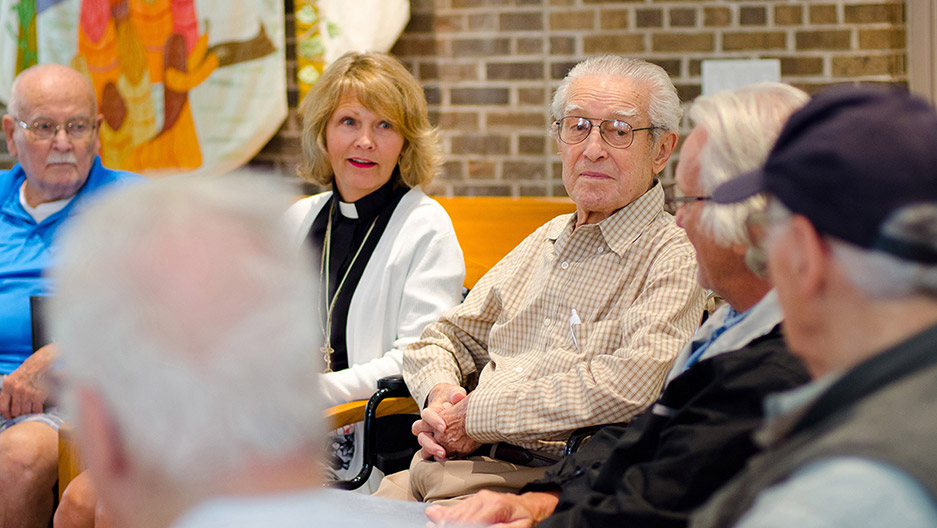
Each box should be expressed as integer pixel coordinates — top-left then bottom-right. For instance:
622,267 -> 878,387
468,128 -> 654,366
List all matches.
255,0 -> 908,197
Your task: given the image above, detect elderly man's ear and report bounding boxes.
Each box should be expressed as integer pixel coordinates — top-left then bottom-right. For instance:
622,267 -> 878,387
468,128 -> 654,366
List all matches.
781,215 -> 833,299
2,115 -> 18,157
92,114 -> 104,154
76,387 -> 130,482
652,131 -> 678,175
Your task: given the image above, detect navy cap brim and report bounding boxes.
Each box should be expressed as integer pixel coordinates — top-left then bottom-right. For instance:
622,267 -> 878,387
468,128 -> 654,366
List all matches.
712,168 -> 766,204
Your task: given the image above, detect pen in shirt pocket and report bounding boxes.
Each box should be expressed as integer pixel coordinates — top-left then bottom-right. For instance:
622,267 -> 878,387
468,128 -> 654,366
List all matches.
569,308 -> 581,351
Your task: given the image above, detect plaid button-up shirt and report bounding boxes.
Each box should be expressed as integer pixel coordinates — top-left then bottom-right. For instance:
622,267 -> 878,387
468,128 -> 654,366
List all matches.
403,183 -> 705,455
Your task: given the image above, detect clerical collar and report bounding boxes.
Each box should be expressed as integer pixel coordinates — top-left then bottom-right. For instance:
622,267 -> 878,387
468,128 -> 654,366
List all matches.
332,173 -> 401,222
338,201 -> 359,218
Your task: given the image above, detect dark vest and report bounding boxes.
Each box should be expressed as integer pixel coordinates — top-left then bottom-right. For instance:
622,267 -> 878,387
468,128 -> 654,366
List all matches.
693,323 -> 937,527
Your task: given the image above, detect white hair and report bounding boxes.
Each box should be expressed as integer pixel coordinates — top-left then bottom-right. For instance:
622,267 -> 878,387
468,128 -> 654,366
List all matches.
832,241 -> 937,298
551,56 -> 682,135
51,176 -> 323,487
832,203 -> 937,299
688,82 -> 809,247
769,199 -> 937,299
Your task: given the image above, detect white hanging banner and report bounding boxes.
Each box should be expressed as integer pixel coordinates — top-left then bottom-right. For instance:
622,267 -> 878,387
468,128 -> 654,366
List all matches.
293,0 -> 409,101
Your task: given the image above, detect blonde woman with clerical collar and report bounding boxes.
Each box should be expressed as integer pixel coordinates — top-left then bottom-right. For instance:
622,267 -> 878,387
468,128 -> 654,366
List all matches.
285,51 -> 465,489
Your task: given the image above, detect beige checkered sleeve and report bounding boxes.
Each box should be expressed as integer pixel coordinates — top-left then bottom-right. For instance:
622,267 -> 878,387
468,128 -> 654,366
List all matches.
402,226 -> 539,409
467,234 -> 702,452
403,184 -> 705,454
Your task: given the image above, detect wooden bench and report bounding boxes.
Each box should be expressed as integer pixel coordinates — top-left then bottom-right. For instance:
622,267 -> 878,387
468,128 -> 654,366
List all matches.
57,195 -> 576,497
435,196 -> 576,289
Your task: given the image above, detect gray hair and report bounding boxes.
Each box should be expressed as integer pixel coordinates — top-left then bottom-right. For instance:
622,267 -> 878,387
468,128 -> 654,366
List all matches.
769,199 -> 937,299
833,203 -> 937,299
6,81 -> 22,118
689,82 -> 809,247
51,176 -> 322,487
551,56 -> 682,135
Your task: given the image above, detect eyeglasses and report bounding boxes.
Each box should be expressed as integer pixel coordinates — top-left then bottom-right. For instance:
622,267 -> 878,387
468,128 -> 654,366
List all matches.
13,118 -> 96,140
554,116 -> 661,149
666,195 -> 713,210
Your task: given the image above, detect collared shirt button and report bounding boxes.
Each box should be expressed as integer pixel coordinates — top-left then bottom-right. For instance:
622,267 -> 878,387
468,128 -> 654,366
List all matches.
560,261 -> 569,270
515,366 -> 523,373
543,318 -> 551,326
596,246 -> 604,253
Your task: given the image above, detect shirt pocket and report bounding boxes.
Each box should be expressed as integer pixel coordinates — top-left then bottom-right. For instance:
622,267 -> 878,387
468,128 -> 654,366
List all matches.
565,319 -> 623,357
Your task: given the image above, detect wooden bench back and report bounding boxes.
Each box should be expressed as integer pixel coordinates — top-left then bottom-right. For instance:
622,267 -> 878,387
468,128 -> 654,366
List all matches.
434,196 -> 576,289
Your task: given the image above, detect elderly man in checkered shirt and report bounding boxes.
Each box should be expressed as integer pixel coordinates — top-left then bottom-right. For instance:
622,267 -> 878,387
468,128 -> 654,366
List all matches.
373,56 -> 705,503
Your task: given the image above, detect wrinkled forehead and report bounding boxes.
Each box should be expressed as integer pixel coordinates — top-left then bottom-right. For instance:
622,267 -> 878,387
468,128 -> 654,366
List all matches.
563,76 -> 650,120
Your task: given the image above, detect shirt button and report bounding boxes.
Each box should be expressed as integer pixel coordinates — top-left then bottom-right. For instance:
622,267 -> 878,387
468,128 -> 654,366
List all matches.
543,318 -> 551,326
596,246 -> 604,253
560,261 -> 569,270
515,366 -> 523,373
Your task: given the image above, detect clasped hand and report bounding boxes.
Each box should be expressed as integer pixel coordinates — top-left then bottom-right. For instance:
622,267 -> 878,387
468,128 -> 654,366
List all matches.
0,343 -> 55,420
412,383 -> 482,460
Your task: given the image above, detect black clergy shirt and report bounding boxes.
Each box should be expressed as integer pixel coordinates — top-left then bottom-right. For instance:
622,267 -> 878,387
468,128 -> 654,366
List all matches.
307,176 -> 408,371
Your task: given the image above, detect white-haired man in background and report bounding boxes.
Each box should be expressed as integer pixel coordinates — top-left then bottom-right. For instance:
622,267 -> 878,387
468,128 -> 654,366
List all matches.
50,177 -> 426,528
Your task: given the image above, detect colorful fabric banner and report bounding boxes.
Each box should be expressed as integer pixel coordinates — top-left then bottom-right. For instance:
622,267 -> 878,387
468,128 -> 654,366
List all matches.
294,0 -> 409,101
1,0 -> 287,176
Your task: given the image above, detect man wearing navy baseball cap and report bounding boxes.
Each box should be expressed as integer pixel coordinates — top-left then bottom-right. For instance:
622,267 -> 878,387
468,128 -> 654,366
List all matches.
691,85 -> 937,527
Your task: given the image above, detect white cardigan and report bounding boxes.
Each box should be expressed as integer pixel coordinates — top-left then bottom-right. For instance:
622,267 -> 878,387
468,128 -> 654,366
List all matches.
286,186 -> 465,406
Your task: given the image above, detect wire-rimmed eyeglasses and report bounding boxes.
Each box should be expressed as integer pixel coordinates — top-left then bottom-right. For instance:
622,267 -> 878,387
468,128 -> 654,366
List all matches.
554,116 -> 662,149
13,118 -> 96,141
665,194 -> 713,211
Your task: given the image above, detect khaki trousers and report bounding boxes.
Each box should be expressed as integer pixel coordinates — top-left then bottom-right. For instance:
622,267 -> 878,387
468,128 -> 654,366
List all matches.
373,453 -> 550,505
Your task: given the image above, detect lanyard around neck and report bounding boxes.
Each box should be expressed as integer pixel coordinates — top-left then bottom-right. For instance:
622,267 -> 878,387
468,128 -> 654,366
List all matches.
319,200 -> 378,372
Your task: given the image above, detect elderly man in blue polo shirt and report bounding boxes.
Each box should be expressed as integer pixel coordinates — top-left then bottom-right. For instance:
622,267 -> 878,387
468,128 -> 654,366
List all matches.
0,64 -> 142,528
